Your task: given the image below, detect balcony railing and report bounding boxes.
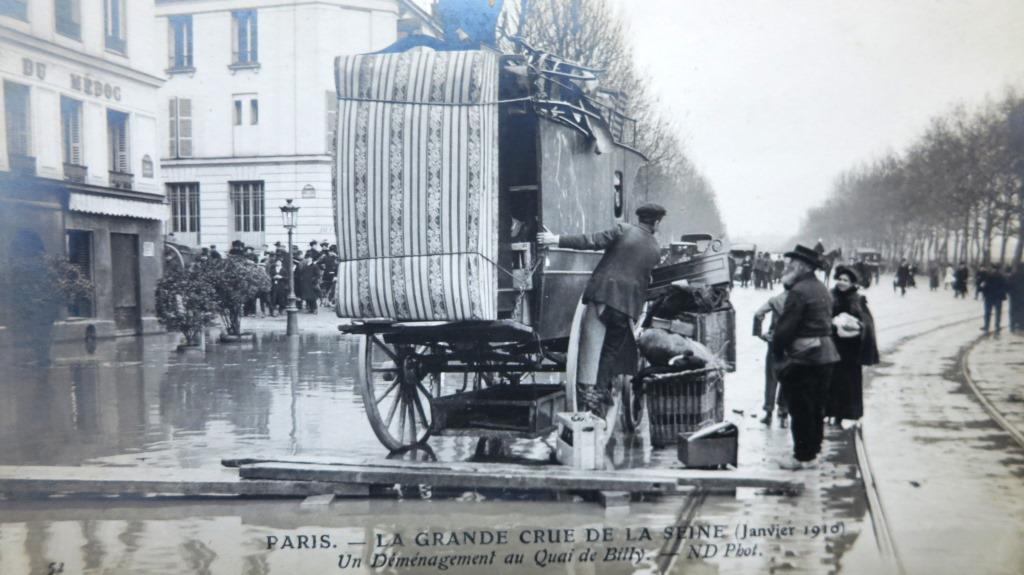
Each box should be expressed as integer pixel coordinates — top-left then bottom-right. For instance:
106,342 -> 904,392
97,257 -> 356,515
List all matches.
64,163 -> 88,183
8,154 -> 36,176
109,170 -> 134,190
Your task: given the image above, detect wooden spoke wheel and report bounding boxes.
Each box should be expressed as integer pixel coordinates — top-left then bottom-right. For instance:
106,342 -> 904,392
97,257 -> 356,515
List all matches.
620,374 -> 645,433
358,335 -> 440,452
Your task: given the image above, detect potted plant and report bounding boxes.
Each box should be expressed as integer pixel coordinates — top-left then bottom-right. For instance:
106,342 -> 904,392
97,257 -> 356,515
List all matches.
205,256 -> 271,342
155,265 -> 218,352
0,255 -> 93,353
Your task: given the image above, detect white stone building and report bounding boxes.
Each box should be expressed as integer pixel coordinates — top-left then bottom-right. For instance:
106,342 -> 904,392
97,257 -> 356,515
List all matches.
155,0 -> 437,252
1,0 -> 166,340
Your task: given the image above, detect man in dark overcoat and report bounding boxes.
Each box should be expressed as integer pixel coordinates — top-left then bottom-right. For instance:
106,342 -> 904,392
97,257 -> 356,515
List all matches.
773,245 -> 840,470
979,265 -> 1008,333
538,203 -> 666,416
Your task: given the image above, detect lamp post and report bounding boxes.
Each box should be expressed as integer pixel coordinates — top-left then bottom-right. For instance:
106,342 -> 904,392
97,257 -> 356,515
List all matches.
280,199 -> 300,336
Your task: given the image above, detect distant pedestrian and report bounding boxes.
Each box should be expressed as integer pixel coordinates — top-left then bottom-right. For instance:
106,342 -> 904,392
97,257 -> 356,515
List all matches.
979,265 -> 1008,333
741,257 -> 752,288
754,291 -> 789,428
827,266 -> 879,428
953,262 -> 969,298
209,245 -> 222,260
299,255 -> 322,313
773,245 -> 840,470
1008,266 -> 1024,332
944,263 -> 954,290
928,263 -> 940,291
895,259 -> 911,296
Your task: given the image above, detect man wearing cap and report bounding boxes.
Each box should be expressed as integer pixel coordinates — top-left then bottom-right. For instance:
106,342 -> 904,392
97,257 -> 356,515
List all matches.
538,203 -> 666,417
772,244 -> 840,470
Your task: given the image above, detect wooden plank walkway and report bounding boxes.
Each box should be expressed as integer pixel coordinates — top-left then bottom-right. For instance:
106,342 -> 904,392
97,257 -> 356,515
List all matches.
0,466 -> 368,498
225,456 -> 802,494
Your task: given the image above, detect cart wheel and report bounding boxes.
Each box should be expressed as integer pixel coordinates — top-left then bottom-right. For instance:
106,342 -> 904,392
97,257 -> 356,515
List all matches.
358,335 -> 437,452
620,375 -> 644,433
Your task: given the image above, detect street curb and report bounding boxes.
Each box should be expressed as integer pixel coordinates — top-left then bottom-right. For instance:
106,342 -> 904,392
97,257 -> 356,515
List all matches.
961,336 -> 1024,450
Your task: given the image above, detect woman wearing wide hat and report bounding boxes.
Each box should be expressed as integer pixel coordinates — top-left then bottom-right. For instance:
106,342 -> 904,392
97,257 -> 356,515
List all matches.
828,265 -> 880,428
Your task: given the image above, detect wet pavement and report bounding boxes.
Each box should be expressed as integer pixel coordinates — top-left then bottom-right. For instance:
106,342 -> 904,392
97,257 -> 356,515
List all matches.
862,316 -> 1024,574
0,277 -> 1015,574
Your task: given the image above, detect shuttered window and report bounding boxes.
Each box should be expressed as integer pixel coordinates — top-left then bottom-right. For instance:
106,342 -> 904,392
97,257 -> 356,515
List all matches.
61,97 -> 83,166
168,97 -> 192,158
168,183 -> 200,233
230,181 -> 264,233
107,109 -> 130,173
3,81 -> 31,157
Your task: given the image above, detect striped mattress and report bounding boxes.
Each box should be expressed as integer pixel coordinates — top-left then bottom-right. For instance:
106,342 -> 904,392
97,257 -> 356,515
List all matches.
333,49 -> 500,321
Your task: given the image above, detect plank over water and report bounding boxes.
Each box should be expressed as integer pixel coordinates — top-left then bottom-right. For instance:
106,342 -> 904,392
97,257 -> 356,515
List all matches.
232,457 -> 803,493
0,466 -> 367,498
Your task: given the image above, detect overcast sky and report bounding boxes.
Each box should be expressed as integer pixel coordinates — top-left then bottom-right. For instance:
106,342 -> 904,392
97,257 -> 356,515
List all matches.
606,0 -> 1024,240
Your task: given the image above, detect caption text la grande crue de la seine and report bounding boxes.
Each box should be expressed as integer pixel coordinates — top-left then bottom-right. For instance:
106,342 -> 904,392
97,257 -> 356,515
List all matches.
263,522 -> 846,571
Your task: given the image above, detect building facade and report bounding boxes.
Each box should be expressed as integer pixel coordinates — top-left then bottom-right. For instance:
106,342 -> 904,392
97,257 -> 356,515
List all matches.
156,0 -> 435,252
0,0 -> 166,341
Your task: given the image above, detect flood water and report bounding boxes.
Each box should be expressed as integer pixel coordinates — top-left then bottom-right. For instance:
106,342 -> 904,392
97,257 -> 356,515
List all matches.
0,286 -> 899,574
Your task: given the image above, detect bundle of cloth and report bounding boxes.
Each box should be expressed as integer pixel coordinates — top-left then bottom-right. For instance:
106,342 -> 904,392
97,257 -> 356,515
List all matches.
637,328 -> 717,371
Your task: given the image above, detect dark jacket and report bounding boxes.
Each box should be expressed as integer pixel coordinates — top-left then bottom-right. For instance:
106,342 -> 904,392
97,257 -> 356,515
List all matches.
558,222 -> 661,320
298,262 -> 322,299
772,272 -> 840,365
831,287 -> 880,366
980,271 -> 1008,302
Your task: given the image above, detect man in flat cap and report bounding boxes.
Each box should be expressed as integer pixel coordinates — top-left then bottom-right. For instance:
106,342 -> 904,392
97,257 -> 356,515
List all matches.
538,203 -> 666,417
773,244 -> 840,470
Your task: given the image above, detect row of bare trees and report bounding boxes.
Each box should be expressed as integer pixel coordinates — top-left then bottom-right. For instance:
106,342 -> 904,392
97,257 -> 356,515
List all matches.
499,0 -> 726,238
798,90 -> 1024,270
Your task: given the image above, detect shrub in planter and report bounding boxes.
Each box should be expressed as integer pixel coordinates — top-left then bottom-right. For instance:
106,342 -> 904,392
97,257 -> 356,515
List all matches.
0,256 -> 93,345
203,256 -> 271,337
155,266 -> 218,347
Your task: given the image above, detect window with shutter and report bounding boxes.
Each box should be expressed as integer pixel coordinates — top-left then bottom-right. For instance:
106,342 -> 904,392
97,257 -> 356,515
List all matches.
107,109 -> 130,173
168,98 -> 178,156
4,81 -> 31,157
61,96 -> 83,166
178,99 -> 192,157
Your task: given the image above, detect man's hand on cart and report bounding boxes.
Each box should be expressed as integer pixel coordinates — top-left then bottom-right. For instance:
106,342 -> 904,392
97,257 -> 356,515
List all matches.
537,230 -> 560,246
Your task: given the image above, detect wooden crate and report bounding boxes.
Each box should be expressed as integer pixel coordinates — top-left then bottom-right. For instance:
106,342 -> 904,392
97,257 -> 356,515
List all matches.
430,384 -> 566,438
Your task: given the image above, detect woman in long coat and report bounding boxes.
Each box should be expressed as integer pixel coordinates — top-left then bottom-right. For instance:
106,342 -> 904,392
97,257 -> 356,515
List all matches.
828,265 -> 880,427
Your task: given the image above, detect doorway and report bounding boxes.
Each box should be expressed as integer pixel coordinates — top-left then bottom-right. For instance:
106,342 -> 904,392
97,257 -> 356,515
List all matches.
110,233 -> 140,333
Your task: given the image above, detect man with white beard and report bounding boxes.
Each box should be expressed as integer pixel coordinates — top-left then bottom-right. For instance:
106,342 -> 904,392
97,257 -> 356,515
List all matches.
772,245 -> 840,470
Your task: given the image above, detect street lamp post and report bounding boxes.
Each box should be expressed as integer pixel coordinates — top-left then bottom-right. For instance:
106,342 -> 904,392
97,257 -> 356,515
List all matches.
280,199 -> 301,336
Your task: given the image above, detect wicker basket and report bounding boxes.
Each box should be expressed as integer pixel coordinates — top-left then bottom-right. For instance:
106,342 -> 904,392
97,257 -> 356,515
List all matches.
645,367 -> 724,447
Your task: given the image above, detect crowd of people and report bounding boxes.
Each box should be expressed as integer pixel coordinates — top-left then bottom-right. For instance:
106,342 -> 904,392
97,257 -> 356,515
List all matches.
189,238 -> 341,317
737,252 -> 784,289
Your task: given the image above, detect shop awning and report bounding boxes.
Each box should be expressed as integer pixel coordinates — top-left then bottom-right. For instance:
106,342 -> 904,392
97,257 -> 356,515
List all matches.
68,192 -> 166,221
